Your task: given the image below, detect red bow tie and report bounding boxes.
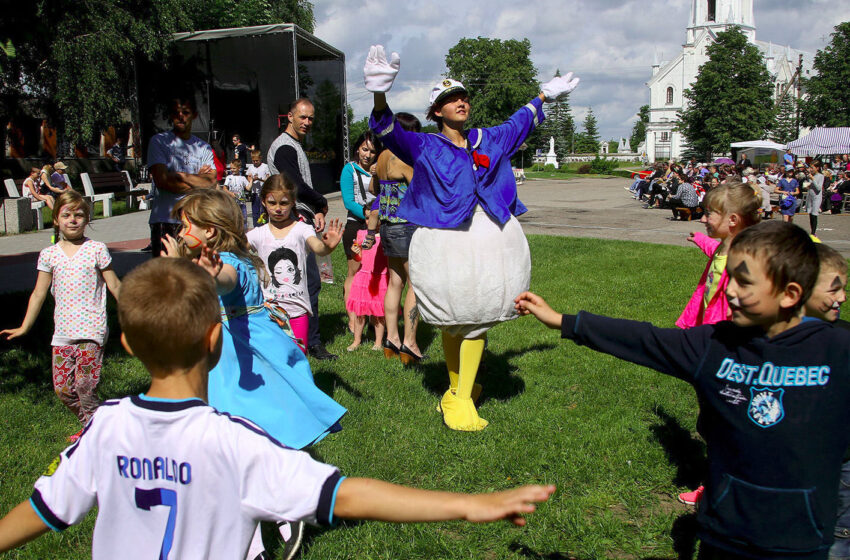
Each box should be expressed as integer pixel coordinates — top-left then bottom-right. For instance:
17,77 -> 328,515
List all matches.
472,151 -> 490,169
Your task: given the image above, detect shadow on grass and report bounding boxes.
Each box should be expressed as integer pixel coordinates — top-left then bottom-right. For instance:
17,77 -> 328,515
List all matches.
647,407 -> 706,489
417,342 -> 556,402
509,512 -> 698,559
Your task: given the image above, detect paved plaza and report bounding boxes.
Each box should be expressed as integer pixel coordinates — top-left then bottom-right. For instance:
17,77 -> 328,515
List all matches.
2,176 -> 849,293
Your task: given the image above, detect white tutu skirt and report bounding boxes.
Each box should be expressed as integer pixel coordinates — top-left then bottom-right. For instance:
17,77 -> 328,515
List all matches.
408,206 -> 531,338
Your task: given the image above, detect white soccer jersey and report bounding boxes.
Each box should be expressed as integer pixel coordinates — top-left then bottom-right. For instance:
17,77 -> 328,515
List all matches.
30,395 -> 342,560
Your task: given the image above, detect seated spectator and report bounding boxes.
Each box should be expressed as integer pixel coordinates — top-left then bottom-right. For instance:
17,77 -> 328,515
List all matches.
669,176 -> 699,220
22,166 -> 54,209
50,162 -> 71,191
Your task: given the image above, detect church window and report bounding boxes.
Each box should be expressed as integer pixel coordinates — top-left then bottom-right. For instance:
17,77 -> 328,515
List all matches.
666,87 -> 674,105
707,0 -> 716,22
661,132 -> 670,142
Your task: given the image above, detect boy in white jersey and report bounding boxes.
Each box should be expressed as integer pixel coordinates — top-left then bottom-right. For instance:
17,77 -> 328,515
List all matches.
0,258 -> 554,559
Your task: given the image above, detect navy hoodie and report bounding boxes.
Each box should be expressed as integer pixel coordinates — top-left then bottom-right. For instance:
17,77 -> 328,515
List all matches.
561,313 -> 850,559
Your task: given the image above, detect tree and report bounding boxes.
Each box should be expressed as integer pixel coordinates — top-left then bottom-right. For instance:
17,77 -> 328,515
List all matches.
444,37 -> 539,129
574,108 -> 600,153
0,0 -> 314,148
189,0 -> 314,32
677,26 -> 775,159
629,104 -> 649,152
800,21 -> 850,127
535,69 -> 576,159
771,93 -> 797,144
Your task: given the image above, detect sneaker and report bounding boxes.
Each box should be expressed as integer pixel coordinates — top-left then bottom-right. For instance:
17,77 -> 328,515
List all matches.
308,343 -> 338,361
678,485 -> 705,506
68,428 -> 84,443
140,244 -> 153,252
279,520 -> 304,560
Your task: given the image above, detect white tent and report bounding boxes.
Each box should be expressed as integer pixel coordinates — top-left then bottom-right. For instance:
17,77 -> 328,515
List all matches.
786,128 -> 850,157
730,140 -> 786,164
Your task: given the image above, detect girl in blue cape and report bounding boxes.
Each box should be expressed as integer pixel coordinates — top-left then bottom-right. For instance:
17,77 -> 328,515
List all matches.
364,45 -> 579,431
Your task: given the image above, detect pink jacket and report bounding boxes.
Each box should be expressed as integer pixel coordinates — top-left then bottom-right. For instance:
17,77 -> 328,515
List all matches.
676,232 -> 730,329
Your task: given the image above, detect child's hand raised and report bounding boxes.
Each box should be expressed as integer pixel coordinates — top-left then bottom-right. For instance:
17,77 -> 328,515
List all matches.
161,234 -> 185,258
687,231 -> 698,244
322,219 -> 344,248
514,291 -> 563,329
463,484 -> 556,526
194,245 -> 223,279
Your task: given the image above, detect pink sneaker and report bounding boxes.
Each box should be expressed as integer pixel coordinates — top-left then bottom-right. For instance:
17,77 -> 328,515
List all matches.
67,429 -> 84,443
678,485 -> 705,506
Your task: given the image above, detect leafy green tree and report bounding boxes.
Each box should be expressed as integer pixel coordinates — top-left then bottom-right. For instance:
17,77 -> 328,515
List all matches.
630,104 -> 649,152
771,93 -> 797,144
349,115 -> 370,143
536,69 -> 576,159
1,0 -> 314,148
189,0 -> 314,32
444,37 -> 539,129
677,26 -> 774,159
800,21 -> 850,127
574,108 -> 600,153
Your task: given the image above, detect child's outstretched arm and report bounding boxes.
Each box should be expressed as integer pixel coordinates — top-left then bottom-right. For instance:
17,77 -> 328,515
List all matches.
0,500 -> 50,552
333,478 -> 555,526
514,291 -> 563,329
307,218 -> 343,256
1,272 -> 52,339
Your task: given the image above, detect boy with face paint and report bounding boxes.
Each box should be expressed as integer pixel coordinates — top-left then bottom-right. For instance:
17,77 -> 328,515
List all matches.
515,221 -> 850,559
803,244 -> 850,560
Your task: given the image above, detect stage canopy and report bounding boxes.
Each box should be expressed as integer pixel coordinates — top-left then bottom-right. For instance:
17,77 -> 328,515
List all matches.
786,128 -> 850,157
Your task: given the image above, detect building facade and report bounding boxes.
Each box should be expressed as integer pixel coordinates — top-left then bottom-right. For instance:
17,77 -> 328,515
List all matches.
645,0 -> 812,162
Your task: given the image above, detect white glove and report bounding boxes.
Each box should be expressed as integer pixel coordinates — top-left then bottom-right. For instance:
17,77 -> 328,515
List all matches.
364,45 -> 400,93
541,72 -> 580,102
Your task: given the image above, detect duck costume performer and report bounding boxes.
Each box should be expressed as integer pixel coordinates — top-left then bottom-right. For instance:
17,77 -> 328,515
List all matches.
365,45 -> 580,431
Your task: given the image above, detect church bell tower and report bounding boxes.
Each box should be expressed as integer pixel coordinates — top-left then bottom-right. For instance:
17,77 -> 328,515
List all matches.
686,0 -> 755,44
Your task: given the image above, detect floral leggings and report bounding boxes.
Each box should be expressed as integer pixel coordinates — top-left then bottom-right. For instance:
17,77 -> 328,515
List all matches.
52,343 -> 103,425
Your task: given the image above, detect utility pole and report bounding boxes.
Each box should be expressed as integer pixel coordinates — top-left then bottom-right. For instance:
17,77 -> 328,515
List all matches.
795,54 -> 803,138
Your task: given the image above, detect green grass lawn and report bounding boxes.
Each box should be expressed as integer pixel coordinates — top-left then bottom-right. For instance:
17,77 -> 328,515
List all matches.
0,235 -> 713,559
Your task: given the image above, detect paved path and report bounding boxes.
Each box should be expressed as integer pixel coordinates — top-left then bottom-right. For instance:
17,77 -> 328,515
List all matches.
2,177 -> 849,293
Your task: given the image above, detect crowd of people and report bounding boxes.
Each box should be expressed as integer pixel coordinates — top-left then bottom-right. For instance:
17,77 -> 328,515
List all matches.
627,151 -> 850,238
5,42 -> 850,560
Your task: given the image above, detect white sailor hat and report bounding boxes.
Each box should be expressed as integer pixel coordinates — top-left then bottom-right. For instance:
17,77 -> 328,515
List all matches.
429,79 -> 468,106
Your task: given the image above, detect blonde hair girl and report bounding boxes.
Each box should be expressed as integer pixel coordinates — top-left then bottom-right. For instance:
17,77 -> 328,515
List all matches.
2,190 -> 121,441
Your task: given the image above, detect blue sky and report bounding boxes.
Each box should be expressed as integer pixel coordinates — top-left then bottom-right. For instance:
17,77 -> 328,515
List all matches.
314,0 -> 848,143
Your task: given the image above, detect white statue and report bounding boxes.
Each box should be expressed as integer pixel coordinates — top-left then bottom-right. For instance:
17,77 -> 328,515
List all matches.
548,136 -> 556,155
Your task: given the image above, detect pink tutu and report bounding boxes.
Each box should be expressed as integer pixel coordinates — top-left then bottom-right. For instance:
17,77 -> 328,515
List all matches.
346,230 -> 388,317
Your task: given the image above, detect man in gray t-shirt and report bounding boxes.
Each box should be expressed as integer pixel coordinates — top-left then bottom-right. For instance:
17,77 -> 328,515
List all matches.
147,97 -> 216,257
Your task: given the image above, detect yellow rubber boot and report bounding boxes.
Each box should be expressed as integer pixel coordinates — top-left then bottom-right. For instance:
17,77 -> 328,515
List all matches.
437,332 -> 482,412
441,335 -> 488,431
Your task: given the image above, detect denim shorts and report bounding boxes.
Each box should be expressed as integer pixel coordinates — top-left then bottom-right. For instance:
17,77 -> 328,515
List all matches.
380,222 -> 418,259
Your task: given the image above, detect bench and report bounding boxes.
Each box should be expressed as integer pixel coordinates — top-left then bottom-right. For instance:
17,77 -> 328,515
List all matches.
80,171 -> 149,217
513,168 -> 526,185
4,178 -> 47,229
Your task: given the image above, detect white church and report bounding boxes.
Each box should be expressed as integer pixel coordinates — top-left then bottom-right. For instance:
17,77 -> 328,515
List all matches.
644,0 -> 813,163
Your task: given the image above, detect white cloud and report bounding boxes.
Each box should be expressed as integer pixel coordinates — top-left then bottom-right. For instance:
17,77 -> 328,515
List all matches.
314,0 -> 845,142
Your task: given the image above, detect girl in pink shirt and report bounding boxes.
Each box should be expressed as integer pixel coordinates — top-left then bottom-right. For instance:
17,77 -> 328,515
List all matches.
675,182 -> 761,506
1,191 -> 120,442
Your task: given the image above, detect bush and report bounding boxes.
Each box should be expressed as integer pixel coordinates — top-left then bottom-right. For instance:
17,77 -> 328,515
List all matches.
577,164 -> 592,174
557,165 -> 571,173
544,164 -> 556,173
589,156 -> 619,175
